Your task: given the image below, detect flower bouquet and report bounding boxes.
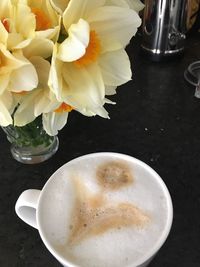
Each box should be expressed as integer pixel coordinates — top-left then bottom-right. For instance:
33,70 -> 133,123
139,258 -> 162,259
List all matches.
0,0 -> 143,163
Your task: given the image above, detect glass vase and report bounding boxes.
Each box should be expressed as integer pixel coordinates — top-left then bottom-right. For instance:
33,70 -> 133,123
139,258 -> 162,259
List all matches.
2,117 -> 59,164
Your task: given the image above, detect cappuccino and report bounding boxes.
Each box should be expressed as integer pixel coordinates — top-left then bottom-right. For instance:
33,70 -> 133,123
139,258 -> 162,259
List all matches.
38,153 -> 172,267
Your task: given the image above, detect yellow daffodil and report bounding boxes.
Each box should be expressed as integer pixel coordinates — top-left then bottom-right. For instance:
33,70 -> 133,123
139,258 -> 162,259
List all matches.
0,0 -> 142,134
48,0 -> 141,118
14,56 -> 70,136
21,0 -> 61,40
0,1 -> 36,50
49,40 -> 110,118
0,43 -> 38,94
0,0 -> 60,51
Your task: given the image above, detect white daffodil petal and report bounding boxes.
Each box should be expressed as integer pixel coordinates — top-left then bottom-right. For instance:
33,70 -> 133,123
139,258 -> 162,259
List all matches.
76,104 -> 109,118
104,97 -> 116,104
0,74 -> 10,94
0,0 -> 12,18
88,6 -> 141,49
35,94 -> 52,116
0,91 -> 14,127
34,89 -> 48,116
67,63 -> 105,100
0,90 -> 13,127
105,85 -> 117,95
50,0 -> 70,14
8,34 -> 30,50
14,91 -> 39,126
105,0 -> 129,7
62,63 -> 105,109
9,54 -> 38,92
99,49 -> 132,86
14,3 -> 36,39
0,100 -> 13,126
106,0 -> 144,12
29,56 -> 50,87
34,89 -> 59,117
22,38 -> 54,59
48,47 -> 61,98
36,28 -> 58,40
0,21 -> 8,46
0,43 -> 25,73
63,0 -> 105,30
10,51 -> 38,92
44,0 -> 61,26
124,0 -> 145,12
1,90 -> 13,110
2,90 -> 16,117
58,19 -> 90,62
22,56 -> 57,117
93,105 -> 109,118
42,111 -> 68,136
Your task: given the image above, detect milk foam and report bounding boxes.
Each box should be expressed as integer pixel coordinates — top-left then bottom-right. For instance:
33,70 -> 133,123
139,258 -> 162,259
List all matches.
39,154 -> 170,267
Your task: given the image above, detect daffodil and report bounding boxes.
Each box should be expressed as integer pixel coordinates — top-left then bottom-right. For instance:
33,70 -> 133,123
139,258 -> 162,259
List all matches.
14,56 -> 70,136
0,1 -> 35,50
0,0 -> 60,51
0,0 -> 142,134
48,0 -> 141,118
0,43 -> 38,94
20,0 -> 61,40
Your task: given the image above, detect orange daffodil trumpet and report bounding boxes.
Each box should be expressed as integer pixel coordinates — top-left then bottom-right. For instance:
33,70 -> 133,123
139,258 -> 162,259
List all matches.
0,0 -> 143,135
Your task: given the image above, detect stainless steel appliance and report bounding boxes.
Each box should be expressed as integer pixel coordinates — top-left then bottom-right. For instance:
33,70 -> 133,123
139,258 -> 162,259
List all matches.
141,0 -> 190,61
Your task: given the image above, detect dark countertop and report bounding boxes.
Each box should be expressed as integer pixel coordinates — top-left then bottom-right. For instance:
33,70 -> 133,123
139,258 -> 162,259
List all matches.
0,32 -> 200,267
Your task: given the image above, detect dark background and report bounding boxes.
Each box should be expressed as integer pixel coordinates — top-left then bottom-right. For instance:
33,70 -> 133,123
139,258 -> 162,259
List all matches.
0,31 -> 200,266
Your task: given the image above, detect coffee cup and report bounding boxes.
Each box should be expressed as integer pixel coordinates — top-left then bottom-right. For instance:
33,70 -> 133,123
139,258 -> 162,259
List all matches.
15,152 -> 173,267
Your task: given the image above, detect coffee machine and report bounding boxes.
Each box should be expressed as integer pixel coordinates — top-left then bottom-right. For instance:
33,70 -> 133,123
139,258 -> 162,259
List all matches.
141,0 -> 190,61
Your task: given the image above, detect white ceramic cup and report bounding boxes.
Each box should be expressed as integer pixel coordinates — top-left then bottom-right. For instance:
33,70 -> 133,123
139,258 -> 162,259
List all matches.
15,152 -> 173,267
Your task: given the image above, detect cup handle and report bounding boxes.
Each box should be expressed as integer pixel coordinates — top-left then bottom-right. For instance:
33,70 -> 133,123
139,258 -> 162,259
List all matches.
15,189 -> 41,229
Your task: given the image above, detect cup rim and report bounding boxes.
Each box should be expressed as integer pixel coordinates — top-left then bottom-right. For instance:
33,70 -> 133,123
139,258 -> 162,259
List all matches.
37,152 -> 173,267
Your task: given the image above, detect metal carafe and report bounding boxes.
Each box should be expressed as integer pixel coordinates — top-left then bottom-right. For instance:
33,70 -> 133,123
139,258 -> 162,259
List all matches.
141,0 -> 190,61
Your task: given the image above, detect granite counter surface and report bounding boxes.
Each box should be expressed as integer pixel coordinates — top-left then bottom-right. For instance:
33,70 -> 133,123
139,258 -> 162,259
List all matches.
0,33 -> 200,267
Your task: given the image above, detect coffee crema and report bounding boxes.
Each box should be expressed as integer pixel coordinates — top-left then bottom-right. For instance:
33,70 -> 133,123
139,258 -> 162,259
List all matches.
42,155 -> 170,267
96,161 -> 134,190
67,174 -> 150,246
